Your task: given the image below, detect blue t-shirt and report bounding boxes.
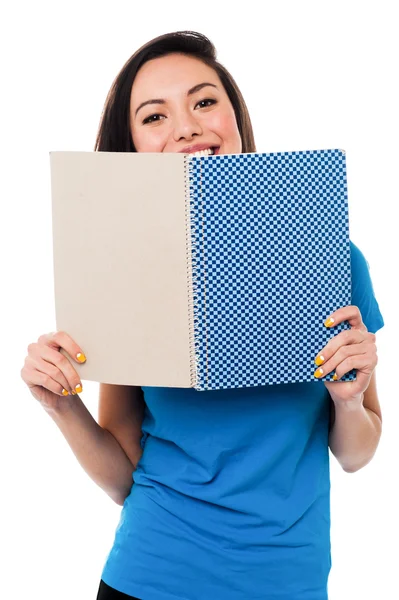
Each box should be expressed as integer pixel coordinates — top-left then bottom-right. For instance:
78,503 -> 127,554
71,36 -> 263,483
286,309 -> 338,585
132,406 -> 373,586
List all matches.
101,241 -> 384,600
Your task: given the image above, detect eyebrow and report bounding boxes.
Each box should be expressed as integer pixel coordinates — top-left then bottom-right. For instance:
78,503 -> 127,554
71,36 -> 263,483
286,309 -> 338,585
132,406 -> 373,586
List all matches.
134,82 -> 218,117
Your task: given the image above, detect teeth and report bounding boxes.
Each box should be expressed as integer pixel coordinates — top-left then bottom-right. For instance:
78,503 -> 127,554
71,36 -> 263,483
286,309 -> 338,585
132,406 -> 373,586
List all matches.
190,148 -> 215,157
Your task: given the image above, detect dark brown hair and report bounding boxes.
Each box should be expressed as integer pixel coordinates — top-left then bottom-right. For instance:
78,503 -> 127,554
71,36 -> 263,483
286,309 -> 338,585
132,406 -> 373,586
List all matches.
94,31 -> 256,153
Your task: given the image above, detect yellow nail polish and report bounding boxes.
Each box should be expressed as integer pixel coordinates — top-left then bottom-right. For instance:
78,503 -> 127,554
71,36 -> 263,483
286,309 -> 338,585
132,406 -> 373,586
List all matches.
332,373 -> 338,381
315,355 -> 325,366
324,317 -> 335,328
314,367 -> 324,378
71,390 -> 77,395
61,388 -> 69,396
76,353 -> 87,363
75,383 -> 83,393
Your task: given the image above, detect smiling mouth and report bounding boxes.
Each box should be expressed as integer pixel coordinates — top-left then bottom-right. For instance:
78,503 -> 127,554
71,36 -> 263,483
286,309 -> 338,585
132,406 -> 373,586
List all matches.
188,147 -> 219,157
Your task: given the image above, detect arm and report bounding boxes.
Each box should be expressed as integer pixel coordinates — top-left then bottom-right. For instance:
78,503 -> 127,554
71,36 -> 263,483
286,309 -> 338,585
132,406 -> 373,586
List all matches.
21,331 -> 145,505
47,384 -> 145,505
328,371 -> 382,472
98,383 -> 145,474
313,306 -> 383,473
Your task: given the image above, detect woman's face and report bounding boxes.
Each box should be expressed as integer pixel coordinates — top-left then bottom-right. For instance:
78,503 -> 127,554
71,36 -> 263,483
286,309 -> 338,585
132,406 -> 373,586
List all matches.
130,53 -> 242,156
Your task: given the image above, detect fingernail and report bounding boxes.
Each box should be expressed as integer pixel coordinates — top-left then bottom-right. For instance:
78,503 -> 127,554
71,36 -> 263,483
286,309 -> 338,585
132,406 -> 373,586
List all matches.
71,390 -> 77,395
61,388 -> 69,396
332,373 -> 338,381
315,355 -> 325,366
314,367 -> 324,378
76,352 -> 86,363
75,383 -> 83,393
324,317 -> 335,328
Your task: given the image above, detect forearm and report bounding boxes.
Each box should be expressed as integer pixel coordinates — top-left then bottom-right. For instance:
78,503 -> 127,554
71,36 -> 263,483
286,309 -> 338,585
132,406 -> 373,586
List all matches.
329,398 -> 382,472
45,396 -> 135,505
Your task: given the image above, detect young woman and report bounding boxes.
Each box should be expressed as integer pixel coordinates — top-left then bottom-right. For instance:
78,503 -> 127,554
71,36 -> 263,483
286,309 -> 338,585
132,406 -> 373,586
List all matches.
21,31 -> 384,600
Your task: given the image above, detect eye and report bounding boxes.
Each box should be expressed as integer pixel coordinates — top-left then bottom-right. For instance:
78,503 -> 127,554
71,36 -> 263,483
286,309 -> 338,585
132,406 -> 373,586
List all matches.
142,114 -> 166,125
195,98 -> 217,109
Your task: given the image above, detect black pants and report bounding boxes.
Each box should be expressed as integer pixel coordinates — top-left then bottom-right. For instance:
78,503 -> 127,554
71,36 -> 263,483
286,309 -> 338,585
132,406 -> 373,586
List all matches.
96,579 -> 141,599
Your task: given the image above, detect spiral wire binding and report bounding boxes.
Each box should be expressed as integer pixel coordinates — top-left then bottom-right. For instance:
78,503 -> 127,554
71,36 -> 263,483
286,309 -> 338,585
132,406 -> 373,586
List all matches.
184,156 -> 202,390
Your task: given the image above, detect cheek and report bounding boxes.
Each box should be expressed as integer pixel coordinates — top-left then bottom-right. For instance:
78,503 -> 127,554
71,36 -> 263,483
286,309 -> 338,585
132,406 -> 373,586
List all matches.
131,126 -> 166,152
209,111 -> 241,142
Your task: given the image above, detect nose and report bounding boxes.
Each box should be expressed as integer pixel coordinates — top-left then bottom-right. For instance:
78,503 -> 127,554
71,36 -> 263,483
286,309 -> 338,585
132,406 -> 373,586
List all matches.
172,109 -> 203,142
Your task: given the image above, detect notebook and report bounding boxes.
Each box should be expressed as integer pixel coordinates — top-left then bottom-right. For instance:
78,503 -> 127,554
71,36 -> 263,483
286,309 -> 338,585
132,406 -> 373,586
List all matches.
50,149 -> 355,391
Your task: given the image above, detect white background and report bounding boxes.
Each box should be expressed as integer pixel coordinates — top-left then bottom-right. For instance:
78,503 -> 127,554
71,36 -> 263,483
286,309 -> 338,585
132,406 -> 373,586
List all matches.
1,0 -> 398,598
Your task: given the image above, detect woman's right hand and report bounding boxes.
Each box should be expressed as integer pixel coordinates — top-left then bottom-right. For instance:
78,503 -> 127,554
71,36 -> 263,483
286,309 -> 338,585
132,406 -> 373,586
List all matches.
21,331 -> 87,412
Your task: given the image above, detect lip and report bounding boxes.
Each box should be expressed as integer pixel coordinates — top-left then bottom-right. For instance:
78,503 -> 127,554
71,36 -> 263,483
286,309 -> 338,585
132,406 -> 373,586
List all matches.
179,144 -> 220,154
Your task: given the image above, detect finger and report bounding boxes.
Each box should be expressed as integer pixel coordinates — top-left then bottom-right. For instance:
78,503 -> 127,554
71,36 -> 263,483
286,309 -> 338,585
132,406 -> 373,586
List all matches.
335,352 -> 376,380
36,371 -> 72,397
26,354 -> 75,395
28,343 -> 83,394
317,353 -> 374,382
37,331 -> 87,364
324,305 -> 367,332
324,370 -> 370,398
314,329 -> 370,367
314,339 -> 370,379
23,361 -> 71,396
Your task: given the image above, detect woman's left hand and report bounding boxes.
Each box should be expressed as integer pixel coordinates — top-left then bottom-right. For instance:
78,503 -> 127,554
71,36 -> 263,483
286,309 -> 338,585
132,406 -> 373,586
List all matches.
314,306 -> 378,407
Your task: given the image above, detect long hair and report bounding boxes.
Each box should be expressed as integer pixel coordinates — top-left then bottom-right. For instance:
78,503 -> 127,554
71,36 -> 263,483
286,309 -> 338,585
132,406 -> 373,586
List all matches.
94,31 -> 256,153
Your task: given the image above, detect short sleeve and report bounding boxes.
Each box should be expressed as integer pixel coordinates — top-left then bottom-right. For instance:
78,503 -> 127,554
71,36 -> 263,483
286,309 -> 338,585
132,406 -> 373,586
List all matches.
350,241 -> 384,334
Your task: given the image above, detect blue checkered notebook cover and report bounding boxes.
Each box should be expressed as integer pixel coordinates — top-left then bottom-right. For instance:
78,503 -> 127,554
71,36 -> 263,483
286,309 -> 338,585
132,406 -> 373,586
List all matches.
186,149 -> 354,391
